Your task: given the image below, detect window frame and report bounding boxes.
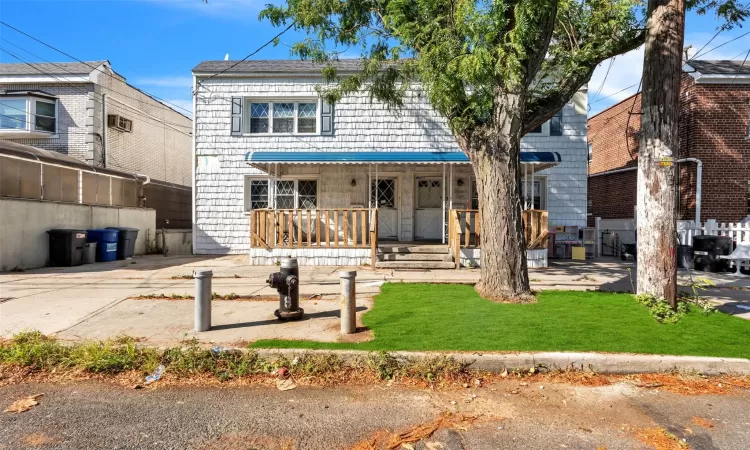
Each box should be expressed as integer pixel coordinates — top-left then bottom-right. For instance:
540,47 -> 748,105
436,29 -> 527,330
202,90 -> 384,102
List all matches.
243,98 -> 321,136
244,176 -> 319,212
0,94 -> 58,137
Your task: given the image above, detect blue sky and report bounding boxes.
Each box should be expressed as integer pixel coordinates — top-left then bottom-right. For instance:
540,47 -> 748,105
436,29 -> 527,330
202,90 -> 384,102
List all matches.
1,0 -> 749,117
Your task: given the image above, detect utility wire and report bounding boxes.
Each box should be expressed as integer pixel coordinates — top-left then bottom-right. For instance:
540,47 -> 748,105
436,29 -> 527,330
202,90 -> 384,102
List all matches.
591,57 -> 616,103
0,20 -> 193,117
1,38 -> 192,129
691,30 -> 750,60
193,22 -> 295,95
688,28 -> 724,62
730,48 -> 750,83
0,47 -> 193,137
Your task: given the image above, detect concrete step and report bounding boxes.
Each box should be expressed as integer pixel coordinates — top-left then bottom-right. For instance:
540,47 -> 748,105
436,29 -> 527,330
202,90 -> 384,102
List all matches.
377,253 -> 453,262
378,245 -> 449,254
375,261 -> 457,270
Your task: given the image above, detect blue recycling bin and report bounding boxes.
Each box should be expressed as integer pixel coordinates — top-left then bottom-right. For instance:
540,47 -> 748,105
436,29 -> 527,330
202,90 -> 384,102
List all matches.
86,229 -> 119,262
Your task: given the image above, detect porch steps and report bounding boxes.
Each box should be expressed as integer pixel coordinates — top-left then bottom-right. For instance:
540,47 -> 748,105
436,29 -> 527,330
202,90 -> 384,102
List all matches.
375,244 -> 456,269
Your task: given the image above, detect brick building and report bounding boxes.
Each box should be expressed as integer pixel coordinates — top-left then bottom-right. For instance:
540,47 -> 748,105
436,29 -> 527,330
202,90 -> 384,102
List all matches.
0,61 -> 192,185
588,60 -> 750,225
0,61 -> 193,227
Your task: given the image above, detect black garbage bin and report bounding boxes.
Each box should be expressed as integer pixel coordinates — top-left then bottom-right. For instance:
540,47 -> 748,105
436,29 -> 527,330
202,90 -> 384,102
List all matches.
47,229 -> 87,267
693,235 -> 733,272
106,227 -> 139,260
677,245 -> 694,269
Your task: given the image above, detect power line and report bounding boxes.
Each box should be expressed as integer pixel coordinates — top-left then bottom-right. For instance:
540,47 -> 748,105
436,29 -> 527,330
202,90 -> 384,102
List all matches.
589,82 -> 640,105
591,57 -> 616,103
688,28 -> 724,62
0,20 -> 193,118
193,22 -> 295,95
0,46 -> 193,137
730,48 -> 750,83
691,30 -> 750,60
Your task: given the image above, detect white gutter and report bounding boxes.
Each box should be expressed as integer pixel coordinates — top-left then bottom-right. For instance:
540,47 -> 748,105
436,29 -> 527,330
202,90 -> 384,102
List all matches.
588,158 -> 703,227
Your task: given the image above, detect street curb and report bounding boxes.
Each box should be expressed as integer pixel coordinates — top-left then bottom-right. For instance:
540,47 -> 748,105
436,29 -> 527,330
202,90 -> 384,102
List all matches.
253,349 -> 750,376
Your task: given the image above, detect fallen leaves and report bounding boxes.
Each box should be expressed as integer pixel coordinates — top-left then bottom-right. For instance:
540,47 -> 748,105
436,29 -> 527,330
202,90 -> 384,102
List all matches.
350,413 -> 477,450
633,427 -> 689,450
4,393 -> 44,413
690,417 -> 716,429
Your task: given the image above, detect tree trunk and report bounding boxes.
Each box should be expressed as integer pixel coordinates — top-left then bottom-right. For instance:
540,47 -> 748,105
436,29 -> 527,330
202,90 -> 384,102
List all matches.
461,94 -> 532,302
637,0 -> 685,307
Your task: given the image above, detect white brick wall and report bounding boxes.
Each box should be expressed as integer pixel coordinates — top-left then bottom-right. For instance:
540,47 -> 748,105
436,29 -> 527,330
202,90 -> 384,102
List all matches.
193,76 -> 588,254
0,83 -> 92,160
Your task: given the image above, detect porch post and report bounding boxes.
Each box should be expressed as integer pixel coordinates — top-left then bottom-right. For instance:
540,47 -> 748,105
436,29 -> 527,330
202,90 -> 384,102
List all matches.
368,164 -> 372,209
523,163 -> 529,210
442,163 -> 446,244
375,164 -> 379,207
530,163 -> 535,210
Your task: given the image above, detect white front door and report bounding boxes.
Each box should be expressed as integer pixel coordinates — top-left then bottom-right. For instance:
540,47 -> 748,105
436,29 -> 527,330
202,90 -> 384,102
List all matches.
371,179 -> 398,240
414,177 -> 443,240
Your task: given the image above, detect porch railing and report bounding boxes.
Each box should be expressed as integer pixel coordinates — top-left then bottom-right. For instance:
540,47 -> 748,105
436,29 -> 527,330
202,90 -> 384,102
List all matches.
250,208 -> 379,261
448,208 -> 549,269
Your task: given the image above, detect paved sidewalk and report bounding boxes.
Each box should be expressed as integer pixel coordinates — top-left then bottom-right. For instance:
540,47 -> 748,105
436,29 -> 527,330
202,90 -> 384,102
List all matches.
1,255 -> 748,346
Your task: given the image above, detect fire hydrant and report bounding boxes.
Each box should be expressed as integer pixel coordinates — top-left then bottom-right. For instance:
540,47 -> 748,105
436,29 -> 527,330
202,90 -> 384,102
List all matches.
267,258 -> 304,320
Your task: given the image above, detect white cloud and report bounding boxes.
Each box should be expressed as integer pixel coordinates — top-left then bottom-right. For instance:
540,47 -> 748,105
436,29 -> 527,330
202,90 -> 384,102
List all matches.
134,76 -> 193,88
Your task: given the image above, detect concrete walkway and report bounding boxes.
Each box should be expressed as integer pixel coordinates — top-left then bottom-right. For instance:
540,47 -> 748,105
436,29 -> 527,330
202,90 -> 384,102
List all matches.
1,255 -> 748,346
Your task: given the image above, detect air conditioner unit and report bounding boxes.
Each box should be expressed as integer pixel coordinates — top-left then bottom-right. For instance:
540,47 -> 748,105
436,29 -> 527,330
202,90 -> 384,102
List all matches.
107,114 -> 133,132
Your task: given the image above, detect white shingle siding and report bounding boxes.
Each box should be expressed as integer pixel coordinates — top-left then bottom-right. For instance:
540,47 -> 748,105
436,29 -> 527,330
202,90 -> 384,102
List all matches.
193,76 -> 588,254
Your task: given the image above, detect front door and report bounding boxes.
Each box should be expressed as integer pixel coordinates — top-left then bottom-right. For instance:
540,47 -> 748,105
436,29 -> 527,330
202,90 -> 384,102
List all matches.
371,179 -> 398,240
414,177 -> 443,240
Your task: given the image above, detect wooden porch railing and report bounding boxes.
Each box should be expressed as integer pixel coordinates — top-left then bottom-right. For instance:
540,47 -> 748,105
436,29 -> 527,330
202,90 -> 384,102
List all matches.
448,209 -> 549,269
250,208 -> 379,253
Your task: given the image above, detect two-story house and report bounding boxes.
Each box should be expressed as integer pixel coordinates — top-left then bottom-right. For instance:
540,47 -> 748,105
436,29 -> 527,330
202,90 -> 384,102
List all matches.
588,59 -> 750,231
0,60 -> 193,227
192,60 -> 590,268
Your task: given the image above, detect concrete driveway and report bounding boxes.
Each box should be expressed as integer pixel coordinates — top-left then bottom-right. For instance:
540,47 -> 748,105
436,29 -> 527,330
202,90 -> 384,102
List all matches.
1,255 -> 748,346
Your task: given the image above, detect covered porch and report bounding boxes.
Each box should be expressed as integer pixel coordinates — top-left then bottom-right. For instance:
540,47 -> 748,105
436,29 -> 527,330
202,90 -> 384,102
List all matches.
245,151 -> 558,267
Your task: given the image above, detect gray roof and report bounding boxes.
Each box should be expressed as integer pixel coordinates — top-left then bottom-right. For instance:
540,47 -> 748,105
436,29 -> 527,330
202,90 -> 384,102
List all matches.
689,59 -> 750,75
193,59 -> 365,74
0,61 -> 108,76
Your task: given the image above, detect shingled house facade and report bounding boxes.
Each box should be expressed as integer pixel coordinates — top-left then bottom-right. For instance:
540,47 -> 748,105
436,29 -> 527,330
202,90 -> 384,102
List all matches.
192,60 -> 590,267
588,60 -> 750,226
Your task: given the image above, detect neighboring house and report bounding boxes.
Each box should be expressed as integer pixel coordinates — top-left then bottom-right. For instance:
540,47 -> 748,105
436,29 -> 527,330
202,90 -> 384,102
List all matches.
0,60 -> 193,227
192,60 -> 589,267
588,59 -> 750,228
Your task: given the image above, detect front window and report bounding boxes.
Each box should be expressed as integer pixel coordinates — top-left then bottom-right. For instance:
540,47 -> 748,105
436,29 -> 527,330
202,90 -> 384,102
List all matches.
244,178 -> 318,211
0,98 -> 27,130
0,94 -> 57,135
246,100 -> 319,135
34,100 -> 56,132
522,179 -> 547,210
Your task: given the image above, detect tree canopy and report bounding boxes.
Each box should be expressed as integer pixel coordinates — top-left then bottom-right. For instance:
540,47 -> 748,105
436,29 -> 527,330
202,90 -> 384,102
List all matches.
261,0 -> 645,137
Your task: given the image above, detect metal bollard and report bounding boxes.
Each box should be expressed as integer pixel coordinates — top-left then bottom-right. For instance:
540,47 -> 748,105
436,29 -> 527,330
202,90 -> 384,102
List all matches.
339,270 -> 357,334
194,269 -> 213,332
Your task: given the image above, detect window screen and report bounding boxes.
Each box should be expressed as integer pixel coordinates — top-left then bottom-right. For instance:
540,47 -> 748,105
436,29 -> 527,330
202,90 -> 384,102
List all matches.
298,180 -> 317,208
297,103 -> 317,133
275,180 -> 295,209
273,103 -> 294,133
249,180 -> 269,209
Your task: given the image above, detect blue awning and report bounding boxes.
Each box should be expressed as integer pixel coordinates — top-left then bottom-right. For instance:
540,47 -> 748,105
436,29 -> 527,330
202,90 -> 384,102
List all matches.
245,151 -> 561,166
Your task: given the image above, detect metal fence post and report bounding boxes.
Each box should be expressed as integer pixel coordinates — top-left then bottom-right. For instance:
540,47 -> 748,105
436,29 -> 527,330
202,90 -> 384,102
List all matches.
339,270 -> 356,334
194,269 -> 212,332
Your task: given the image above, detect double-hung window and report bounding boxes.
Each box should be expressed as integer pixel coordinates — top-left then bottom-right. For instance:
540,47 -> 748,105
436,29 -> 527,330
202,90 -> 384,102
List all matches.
0,91 -> 58,137
244,178 -> 318,211
246,100 -> 318,135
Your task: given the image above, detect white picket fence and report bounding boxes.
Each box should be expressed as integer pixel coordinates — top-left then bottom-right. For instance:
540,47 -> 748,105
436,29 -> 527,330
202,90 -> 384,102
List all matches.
678,219 -> 750,274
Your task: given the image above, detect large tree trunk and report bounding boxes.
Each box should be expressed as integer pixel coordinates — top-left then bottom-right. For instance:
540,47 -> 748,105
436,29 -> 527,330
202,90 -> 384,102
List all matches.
461,94 -> 532,302
636,0 -> 685,307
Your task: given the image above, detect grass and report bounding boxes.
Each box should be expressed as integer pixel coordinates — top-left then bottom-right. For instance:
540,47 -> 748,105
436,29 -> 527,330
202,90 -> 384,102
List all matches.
251,284 -> 750,359
0,332 -> 469,383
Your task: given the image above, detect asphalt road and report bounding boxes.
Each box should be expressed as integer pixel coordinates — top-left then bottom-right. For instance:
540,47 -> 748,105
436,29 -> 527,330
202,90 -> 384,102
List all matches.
1,378 -> 749,449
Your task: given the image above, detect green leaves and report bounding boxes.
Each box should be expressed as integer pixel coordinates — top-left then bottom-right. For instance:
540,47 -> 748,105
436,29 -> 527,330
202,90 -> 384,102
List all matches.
259,0 -> 647,136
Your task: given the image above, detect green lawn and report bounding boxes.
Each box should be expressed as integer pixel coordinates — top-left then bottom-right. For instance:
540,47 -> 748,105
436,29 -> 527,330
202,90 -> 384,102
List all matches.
251,284 -> 750,358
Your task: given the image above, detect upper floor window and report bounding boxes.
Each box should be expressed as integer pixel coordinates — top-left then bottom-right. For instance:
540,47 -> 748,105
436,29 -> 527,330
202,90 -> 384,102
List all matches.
526,108 -> 563,136
246,100 -> 318,135
0,91 -> 58,137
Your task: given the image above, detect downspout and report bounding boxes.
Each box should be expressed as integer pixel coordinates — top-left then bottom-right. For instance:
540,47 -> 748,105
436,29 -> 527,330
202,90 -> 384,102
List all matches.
102,93 -> 107,168
588,157 -> 702,226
